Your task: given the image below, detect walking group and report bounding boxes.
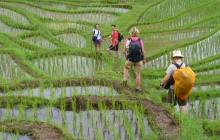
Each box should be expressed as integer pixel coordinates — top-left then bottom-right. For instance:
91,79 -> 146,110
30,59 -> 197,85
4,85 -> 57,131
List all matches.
92,24 -> 122,56
91,24 -> 196,114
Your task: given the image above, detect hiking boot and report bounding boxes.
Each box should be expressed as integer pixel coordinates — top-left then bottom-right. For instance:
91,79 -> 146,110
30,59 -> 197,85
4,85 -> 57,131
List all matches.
123,81 -> 127,87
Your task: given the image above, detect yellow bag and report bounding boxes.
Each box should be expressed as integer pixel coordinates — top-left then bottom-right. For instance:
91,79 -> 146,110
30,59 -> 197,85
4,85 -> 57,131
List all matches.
173,64 -> 196,100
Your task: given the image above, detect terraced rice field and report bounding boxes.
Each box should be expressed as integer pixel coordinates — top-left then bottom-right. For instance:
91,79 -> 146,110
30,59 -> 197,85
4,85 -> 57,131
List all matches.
0,0 -> 219,139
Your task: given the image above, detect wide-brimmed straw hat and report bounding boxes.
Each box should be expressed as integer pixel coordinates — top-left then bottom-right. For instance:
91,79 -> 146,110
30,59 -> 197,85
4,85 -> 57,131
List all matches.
172,50 -> 184,58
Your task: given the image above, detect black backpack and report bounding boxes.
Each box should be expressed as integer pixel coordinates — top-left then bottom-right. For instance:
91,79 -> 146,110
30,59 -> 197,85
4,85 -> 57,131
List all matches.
118,32 -> 124,42
127,38 -> 143,62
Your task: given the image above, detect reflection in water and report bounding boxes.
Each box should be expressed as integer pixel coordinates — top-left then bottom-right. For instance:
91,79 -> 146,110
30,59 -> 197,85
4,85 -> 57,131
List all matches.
0,107 -> 151,140
175,98 -> 220,119
34,56 -> 106,77
0,86 -> 118,99
25,36 -> 57,49
0,132 -> 30,140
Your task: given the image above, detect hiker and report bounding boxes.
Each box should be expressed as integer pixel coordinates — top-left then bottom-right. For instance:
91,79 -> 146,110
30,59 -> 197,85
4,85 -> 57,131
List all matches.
92,23 -> 102,55
123,27 -> 146,92
160,50 -> 195,114
104,24 -> 119,56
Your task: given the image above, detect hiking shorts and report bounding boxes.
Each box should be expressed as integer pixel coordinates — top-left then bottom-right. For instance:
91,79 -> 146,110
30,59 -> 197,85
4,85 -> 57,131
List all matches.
109,45 -> 119,51
167,89 -> 188,106
124,60 -> 143,72
93,39 -> 102,45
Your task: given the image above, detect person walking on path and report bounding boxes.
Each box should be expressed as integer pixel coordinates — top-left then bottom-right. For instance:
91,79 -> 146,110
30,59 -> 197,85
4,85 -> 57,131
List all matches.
92,23 -> 102,56
123,27 -> 146,92
160,50 -> 188,114
104,24 -> 119,56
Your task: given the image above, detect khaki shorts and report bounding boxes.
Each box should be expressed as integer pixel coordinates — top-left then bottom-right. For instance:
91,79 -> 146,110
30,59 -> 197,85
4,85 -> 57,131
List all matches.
124,60 -> 143,72
167,89 -> 188,106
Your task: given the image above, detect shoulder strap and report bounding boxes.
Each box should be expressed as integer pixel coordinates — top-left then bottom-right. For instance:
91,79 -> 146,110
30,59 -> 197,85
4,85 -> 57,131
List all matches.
93,29 -> 99,36
97,30 -> 99,36
173,63 -> 183,69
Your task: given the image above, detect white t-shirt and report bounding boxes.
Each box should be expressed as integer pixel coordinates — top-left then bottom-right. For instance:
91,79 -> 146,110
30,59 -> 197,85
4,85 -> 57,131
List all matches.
166,62 -> 185,89
92,29 -> 101,40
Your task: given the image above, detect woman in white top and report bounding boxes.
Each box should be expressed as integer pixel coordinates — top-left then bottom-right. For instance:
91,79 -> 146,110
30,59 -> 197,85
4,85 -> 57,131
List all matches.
91,23 -> 102,55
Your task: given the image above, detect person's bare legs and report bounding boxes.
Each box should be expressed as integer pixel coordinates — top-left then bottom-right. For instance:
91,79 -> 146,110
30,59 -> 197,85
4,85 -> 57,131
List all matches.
123,61 -> 129,87
95,44 -> 98,54
124,67 -> 129,80
180,106 -> 187,114
98,44 -> 102,54
136,70 -> 141,89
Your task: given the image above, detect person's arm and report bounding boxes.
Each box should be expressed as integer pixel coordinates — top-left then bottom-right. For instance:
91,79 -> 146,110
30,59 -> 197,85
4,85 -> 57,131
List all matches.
160,74 -> 171,88
160,65 -> 173,88
104,35 -> 111,40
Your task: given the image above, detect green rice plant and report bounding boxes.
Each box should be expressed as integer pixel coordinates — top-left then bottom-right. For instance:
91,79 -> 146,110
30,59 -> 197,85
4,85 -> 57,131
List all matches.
18,104 -> 24,120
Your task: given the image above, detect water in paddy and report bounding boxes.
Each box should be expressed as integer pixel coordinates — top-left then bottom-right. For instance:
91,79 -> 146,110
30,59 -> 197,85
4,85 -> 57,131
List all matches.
0,7 -> 29,24
0,86 -> 118,99
78,7 -> 129,13
193,85 -> 220,90
175,98 -> 220,119
56,33 -> 86,48
25,36 -> 57,49
0,54 -> 32,81
196,68 -> 220,75
0,107 -> 151,140
34,55 -> 106,77
35,2 -> 130,13
0,22 -> 29,35
45,22 -> 92,32
1,2 -> 118,24
0,132 -> 30,140
145,30 -> 220,69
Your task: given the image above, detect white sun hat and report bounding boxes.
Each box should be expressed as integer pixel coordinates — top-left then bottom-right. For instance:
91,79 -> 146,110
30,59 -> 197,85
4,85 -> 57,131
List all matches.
172,50 -> 184,58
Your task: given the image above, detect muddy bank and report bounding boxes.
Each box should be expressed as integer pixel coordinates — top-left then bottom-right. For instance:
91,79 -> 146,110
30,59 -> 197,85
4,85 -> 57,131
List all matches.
0,120 -> 74,140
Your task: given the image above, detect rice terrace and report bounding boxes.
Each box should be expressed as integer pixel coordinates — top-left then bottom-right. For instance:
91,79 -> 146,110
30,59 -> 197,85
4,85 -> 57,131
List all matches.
0,0 -> 219,139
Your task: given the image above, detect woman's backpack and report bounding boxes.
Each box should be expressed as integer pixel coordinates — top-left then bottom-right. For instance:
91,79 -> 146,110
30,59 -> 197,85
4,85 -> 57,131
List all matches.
127,38 -> 143,62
